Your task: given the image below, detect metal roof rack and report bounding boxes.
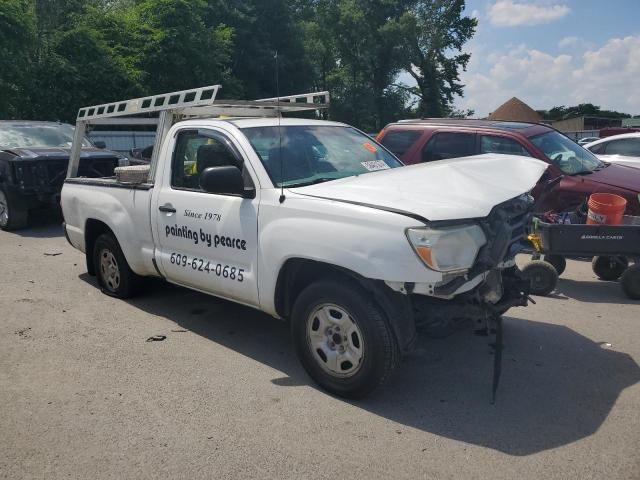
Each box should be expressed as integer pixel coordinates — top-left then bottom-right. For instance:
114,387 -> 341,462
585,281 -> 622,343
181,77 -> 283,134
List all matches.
76,85 -> 329,123
67,85 -> 330,178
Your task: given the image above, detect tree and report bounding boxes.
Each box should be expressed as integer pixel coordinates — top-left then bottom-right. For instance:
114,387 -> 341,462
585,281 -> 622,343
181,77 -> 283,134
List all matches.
539,104 -> 631,121
212,0 -> 312,99
296,0 -> 414,130
0,0 -> 479,128
398,0 -> 476,117
0,0 -> 36,118
31,24 -> 141,121
132,0 -> 234,94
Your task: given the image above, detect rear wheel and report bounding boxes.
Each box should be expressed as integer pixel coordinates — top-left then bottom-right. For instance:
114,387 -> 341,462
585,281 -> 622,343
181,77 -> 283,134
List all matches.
543,254 -> 566,276
592,256 -> 628,281
621,264 -> 640,300
93,233 -> 140,298
291,280 -> 400,399
0,188 -> 28,231
521,260 -> 558,296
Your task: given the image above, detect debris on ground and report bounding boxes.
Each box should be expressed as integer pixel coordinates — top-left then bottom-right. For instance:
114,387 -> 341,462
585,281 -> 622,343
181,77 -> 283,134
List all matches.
146,335 -> 166,342
15,328 -> 32,338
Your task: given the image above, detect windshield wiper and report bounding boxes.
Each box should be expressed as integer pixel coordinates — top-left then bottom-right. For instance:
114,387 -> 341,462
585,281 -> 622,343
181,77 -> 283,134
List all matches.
286,177 -> 339,188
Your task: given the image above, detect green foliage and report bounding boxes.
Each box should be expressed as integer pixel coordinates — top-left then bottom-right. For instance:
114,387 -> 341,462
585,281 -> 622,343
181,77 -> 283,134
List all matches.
0,0 -> 476,128
539,104 -> 631,121
0,0 -> 36,117
397,0 -> 477,117
133,0 -> 234,93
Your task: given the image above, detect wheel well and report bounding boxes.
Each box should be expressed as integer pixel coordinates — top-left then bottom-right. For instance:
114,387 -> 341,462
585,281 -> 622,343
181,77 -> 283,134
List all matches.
274,259 -> 358,319
84,219 -> 115,276
274,258 -> 416,354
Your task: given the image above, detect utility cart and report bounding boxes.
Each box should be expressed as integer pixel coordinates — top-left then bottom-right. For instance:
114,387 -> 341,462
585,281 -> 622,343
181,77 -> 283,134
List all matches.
523,217 -> 640,299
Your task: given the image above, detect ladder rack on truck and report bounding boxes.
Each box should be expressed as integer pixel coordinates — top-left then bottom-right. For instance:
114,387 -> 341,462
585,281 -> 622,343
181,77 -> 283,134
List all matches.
66,84 -> 330,181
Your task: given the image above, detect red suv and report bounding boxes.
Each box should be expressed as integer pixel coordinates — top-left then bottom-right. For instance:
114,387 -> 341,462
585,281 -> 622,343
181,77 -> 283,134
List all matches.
377,119 -> 640,215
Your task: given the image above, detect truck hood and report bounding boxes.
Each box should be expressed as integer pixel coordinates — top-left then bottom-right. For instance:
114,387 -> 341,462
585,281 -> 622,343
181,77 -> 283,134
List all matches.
3,147 -> 120,161
291,154 -> 548,221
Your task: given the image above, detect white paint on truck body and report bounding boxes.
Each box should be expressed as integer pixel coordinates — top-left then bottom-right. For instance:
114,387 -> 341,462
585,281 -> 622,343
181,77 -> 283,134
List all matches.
62,118 -> 548,318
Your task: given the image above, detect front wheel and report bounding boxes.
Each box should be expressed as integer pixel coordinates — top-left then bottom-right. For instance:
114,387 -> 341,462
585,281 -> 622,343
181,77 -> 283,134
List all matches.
93,233 -> 141,298
592,256 -> 628,281
621,264 -> 640,300
543,254 -> 566,276
521,260 -> 558,296
0,188 -> 28,231
291,280 -> 400,399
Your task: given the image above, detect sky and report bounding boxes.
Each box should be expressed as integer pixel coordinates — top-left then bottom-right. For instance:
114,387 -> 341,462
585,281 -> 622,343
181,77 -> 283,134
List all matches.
399,0 -> 640,117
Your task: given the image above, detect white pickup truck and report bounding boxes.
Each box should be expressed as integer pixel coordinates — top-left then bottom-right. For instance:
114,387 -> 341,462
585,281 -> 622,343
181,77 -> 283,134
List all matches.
62,86 -> 547,398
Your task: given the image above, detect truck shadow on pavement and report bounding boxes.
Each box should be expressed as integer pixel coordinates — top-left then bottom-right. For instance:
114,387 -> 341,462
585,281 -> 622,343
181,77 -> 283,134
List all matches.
553,277 -> 638,305
119,278 -> 639,457
13,209 -> 64,238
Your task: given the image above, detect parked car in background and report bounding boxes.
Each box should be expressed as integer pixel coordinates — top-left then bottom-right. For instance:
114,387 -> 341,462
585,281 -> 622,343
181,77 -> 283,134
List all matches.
376,119 -> 640,215
0,121 -> 124,230
584,133 -> 640,169
599,127 -> 640,138
577,136 -> 600,146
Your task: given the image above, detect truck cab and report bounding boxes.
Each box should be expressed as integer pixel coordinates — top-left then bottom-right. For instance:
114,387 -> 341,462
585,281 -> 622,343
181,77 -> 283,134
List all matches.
62,86 -> 548,398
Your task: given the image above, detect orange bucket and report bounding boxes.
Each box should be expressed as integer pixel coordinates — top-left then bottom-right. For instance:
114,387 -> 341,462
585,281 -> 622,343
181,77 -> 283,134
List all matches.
587,193 -> 627,225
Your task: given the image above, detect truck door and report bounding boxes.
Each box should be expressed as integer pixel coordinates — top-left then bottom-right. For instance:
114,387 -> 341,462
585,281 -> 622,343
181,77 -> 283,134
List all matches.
152,128 -> 259,307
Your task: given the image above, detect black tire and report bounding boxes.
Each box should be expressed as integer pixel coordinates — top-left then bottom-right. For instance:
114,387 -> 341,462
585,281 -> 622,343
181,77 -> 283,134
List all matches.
0,187 -> 28,231
291,280 -> 400,399
92,233 -> 141,298
621,264 -> 640,300
521,260 -> 558,296
592,256 -> 628,281
543,254 -> 566,276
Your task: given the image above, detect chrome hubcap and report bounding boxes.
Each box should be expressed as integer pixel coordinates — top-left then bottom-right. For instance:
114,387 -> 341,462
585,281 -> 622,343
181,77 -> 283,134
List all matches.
306,304 -> 365,377
99,249 -> 120,291
0,191 -> 8,227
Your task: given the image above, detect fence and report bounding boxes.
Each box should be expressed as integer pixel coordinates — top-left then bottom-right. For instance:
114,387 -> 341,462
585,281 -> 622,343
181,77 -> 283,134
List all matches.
88,131 -> 155,155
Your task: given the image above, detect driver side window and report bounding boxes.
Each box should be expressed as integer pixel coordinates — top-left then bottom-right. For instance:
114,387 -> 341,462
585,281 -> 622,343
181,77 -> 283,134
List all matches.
171,130 -> 241,191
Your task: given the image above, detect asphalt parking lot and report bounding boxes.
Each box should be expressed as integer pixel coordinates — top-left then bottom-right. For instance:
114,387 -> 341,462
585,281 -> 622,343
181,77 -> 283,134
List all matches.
1,214 -> 639,479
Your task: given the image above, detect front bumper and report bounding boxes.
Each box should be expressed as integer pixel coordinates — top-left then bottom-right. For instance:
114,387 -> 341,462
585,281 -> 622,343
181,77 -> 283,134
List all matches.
412,267 -> 530,334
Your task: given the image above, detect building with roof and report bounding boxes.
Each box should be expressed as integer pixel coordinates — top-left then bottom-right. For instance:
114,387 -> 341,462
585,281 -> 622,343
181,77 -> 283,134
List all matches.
551,116 -> 623,133
487,97 -> 542,123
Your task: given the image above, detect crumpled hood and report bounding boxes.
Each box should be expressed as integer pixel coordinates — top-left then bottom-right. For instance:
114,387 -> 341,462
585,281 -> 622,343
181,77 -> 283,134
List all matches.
4,147 -> 119,161
291,154 -> 548,221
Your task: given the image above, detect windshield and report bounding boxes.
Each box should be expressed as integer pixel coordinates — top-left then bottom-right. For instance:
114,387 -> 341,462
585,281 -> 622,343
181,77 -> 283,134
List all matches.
241,125 -> 402,187
0,124 -> 92,149
530,131 -> 603,174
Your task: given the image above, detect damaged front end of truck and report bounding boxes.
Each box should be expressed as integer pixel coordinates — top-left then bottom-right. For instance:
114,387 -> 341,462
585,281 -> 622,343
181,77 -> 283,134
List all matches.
410,193 -> 534,337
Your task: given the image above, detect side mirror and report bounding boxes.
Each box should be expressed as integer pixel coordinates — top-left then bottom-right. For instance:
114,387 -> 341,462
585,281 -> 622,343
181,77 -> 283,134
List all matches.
200,166 -> 253,197
94,141 -> 107,149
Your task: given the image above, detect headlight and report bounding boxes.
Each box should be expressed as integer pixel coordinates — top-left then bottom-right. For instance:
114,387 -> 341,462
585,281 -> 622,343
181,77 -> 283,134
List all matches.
406,224 -> 486,273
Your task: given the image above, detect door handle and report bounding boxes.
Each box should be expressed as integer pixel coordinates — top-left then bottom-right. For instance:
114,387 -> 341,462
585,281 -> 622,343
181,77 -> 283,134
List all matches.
159,204 -> 176,213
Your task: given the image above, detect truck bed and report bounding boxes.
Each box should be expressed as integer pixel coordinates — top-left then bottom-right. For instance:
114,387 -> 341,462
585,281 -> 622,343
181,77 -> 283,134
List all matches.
61,179 -> 158,277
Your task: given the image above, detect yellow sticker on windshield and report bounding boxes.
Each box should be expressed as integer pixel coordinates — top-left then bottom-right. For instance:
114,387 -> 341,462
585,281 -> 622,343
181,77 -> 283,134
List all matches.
362,142 -> 378,153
